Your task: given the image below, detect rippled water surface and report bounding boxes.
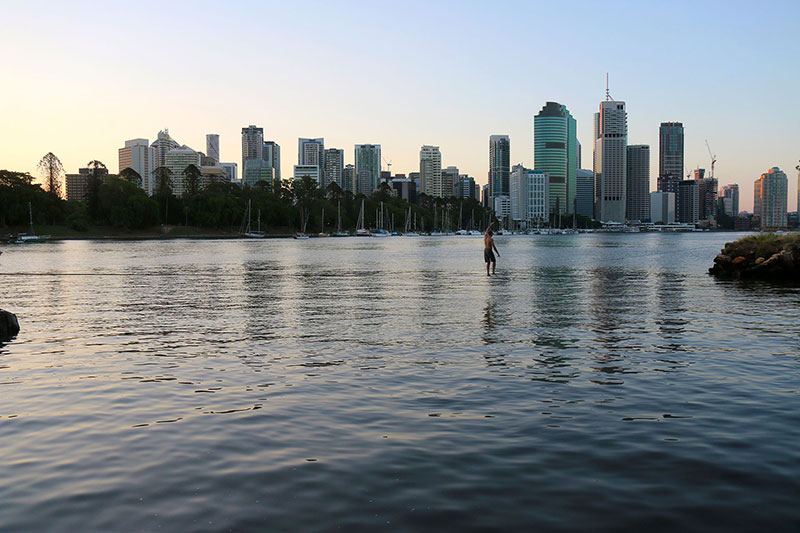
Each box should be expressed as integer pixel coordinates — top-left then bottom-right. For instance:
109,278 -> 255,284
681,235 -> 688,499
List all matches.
2,233 -> 800,531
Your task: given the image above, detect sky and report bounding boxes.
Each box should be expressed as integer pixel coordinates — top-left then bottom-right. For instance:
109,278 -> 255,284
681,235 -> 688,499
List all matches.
1,0 -> 798,212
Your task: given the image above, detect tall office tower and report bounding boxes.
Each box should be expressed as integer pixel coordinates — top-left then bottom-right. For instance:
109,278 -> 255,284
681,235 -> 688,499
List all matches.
593,100 -> 628,222
343,164 -> 355,193
659,122 -> 684,179
488,135 -> 510,202
677,180 -> 699,224
575,169 -> 594,218
698,177 -> 718,219
755,167 -> 788,229
323,148 -> 344,189
650,191 -> 676,224
455,175 -> 477,200
243,159 -> 273,187
298,138 -> 324,166
165,145 -> 201,198
241,125 -> 264,176
206,134 -> 220,165
419,145 -> 442,197
262,141 -> 281,181
510,164 -> 549,229
482,184 -> 490,208
576,139 -> 581,169
151,129 -> 180,169
719,184 -> 740,216
441,166 -> 459,199
625,144 -> 650,222
354,144 -> 381,194
534,102 -> 577,216
118,138 -> 154,194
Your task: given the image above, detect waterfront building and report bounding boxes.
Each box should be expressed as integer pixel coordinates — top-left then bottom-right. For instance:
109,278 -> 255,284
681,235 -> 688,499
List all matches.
659,122 -> 684,181
534,102 -> 577,216
343,164 -> 355,193
220,162 -> 237,182
263,141 -> 280,181
244,159 -> 273,187
677,180 -> 699,224
510,164 -> 549,229
488,135 -> 510,203
698,177 -> 718,219
241,125 -> 263,177
118,138 -> 154,194
441,166 -> 458,199
354,144 -> 381,194
650,191 -> 676,224
293,164 -> 320,185
66,167 -> 113,202
593,100 -> 627,222
494,195 -> 511,229
151,129 -> 180,170
575,169 -> 594,219
454,175 -> 477,200
718,184 -> 740,217
206,134 -> 220,165
755,167 -> 788,229
323,148 -> 344,189
165,145 -> 201,197
626,144 -> 650,222
420,145 -> 442,198
391,178 -> 417,204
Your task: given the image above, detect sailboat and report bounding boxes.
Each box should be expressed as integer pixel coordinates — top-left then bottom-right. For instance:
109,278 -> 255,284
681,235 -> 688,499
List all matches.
240,200 -> 265,238
317,208 -> 330,237
430,208 -> 444,236
372,202 -> 390,237
333,201 -> 349,237
468,209 -> 482,235
456,204 -> 467,235
403,206 -> 418,236
355,199 -> 370,236
10,202 -> 50,243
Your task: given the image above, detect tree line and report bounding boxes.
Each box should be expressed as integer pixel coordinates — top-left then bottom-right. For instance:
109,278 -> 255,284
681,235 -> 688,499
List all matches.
1,153 -> 494,234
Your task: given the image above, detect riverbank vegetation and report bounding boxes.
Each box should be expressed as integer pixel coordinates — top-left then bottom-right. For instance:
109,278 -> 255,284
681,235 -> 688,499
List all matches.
709,233 -> 800,280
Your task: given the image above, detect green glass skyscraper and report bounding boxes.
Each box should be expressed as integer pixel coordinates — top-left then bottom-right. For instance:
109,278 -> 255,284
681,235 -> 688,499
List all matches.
534,102 -> 578,216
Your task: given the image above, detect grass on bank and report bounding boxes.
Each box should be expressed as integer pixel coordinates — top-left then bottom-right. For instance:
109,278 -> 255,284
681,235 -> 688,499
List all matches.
725,232 -> 800,257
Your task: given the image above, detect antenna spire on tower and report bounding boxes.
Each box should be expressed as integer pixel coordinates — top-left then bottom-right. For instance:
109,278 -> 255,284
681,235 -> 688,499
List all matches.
605,73 -> 613,101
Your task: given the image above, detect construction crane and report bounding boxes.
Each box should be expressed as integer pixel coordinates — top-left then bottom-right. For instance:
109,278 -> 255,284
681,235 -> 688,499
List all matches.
381,155 -> 392,175
705,139 -> 716,180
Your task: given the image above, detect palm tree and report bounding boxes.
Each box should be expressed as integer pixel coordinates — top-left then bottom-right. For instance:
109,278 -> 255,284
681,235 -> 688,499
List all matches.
119,167 -> 142,187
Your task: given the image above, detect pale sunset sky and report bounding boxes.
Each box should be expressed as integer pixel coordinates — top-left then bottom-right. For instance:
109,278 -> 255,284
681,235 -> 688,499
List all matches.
1,0 -> 798,212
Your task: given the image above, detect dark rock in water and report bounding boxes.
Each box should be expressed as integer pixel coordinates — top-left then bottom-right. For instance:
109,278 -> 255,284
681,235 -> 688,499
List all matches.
709,234 -> 800,281
0,309 -> 20,341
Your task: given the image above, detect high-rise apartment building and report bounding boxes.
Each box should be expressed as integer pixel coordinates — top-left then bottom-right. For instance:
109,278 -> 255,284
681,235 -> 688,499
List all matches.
262,141 -> 280,181
625,144 -> 650,222
241,125 -> 264,177
593,100 -> 628,222
355,144 -> 381,194
151,129 -> 179,170
165,145 -> 201,197
441,166 -> 458,199
419,145 -> 442,198
677,180 -> 699,224
510,164 -> 549,229
206,134 -> 220,165
488,135 -> 510,203
343,164 -> 355,193
298,138 -> 324,166
323,148 -> 344,189
650,191 -> 676,224
755,167 -> 788,229
534,102 -> 577,215
659,122 -> 684,180
698,177 -> 718,220
575,169 -> 594,219
118,138 -> 154,194
718,184 -> 740,217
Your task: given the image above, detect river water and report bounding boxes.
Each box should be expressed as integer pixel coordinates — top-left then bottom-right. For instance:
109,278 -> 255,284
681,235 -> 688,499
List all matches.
1,233 -> 799,531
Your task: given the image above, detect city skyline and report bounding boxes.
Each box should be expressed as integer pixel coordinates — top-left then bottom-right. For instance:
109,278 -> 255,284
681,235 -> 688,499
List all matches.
2,1 -> 799,212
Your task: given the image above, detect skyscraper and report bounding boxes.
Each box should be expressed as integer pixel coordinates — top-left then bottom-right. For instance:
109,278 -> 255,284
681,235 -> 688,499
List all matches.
206,134 -> 220,165
343,164 -> 355,193
650,191 -> 676,224
118,138 -> 154,194
355,144 -> 381,194
262,141 -> 280,181
719,184 -> 740,217
534,102 -> 577,215
151,129 -> 179,170
575,169 -> 594,219
510,164 -> 549,229
323,148 -> 344,189
659,122 -> 684,180
441,165 -> 458,199
419,145 -> 442,197
298,138 -> 324,166
594,100 -> 627,222
625,144 -> 650,222
241,125 -> 264,178
677,180 -> 699,224
755,167 -> 788,229
488,135 -> 510,203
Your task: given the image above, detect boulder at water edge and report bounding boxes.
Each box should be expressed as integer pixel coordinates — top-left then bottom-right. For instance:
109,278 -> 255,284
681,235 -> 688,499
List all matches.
709,234 -> 800,281
0,309 -> 20,341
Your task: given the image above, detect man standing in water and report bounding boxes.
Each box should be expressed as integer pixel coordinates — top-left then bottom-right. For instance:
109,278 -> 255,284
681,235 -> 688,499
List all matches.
484,221 -> 500,276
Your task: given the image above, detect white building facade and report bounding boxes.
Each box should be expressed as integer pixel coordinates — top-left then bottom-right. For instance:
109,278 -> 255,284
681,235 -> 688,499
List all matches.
510,164 -> 549,229
594,100 -> 628,222
420,145 -> 442,197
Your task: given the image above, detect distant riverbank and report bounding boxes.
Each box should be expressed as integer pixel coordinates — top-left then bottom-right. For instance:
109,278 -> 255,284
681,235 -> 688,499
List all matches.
3,224 -> 297,241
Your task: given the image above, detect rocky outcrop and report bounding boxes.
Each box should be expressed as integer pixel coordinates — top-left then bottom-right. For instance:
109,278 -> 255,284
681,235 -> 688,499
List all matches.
709,234 -> 800,281
0,309 -> 19,341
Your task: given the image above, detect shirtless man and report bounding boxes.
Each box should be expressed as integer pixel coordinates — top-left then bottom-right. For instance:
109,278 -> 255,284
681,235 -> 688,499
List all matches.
484,221 -> 500,276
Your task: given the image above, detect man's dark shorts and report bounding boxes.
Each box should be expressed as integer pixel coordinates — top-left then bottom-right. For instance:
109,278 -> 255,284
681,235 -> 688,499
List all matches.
484,248 -> 495,263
